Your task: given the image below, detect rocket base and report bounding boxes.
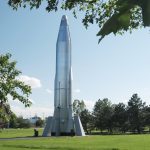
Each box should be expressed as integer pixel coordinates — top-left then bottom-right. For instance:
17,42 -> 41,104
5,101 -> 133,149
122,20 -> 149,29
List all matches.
42,116 -> 85,136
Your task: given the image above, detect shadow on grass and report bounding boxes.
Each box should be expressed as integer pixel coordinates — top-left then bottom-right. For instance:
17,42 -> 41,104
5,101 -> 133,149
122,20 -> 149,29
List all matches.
2,145 -> 120,150
87,131 -> 150,136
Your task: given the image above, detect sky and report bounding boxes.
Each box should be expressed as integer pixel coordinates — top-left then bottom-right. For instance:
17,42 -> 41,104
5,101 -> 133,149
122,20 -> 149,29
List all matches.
0,1 -> 150,118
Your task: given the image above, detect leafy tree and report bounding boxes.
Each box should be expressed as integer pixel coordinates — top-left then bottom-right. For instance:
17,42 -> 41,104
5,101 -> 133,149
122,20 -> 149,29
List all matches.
93,98 -> 114,133
0,103 -> 14,128
0,53 -> 32,123
80,109 -> 94,134
7,0 -> 150,42
127,93 -> 146,133
9,113 -> 18,128
73,99 -> 86,115
0,103 -> 12,123
112,103 -> 128,133
35,118 -> 44,127
73,100 -> 94,133
16,116 -> 31,128
144,105 -> 150,132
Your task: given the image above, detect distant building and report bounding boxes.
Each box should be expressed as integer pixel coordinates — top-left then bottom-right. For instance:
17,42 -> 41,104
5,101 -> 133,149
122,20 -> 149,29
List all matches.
29,116 -> 40,124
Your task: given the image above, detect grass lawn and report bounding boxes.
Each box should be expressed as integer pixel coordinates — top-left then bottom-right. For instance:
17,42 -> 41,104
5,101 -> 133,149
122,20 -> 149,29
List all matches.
0,129 -> 150,150
0,128 -> 43,138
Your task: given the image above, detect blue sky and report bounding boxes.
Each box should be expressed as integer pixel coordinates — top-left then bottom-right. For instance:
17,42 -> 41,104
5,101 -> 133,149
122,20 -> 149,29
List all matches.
0,1 -> 150,118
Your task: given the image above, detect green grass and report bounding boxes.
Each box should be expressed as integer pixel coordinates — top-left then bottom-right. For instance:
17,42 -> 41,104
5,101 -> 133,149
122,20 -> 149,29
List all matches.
0,128 -> 43,138
0,129 -> 150,150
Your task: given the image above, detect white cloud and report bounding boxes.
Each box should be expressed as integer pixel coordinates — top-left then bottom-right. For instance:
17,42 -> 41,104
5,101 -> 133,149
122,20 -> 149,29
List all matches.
74,89 -> 81,93
18,75 -> 42,89
46,89 -> 53,94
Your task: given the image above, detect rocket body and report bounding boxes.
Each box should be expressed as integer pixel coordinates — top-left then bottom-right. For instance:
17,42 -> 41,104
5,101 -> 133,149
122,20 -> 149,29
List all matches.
53,15 -> 73,135
55,15 -> 72,109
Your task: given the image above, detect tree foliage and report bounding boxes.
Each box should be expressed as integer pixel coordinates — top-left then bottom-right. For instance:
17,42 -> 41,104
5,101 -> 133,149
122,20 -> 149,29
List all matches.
0,103 -> 13,122
127,93 -> 146,133
73,99 -> 86,115
35,117 -> 44,127
0,53 -> 32,123
80,109 -> 94,134
91,94 -> 149,134
93,98 -> 114,133
144,106 -> 150,132
112,103 -> 128,132
7,0 -> 150,42
16,116 -> 31,128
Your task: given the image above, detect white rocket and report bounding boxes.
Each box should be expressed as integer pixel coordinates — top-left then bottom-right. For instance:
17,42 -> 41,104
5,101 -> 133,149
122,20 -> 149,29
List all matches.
43,15 -> 85,136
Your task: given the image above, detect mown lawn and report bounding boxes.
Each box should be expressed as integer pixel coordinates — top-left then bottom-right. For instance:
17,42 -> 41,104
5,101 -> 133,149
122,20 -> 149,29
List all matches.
0,128 -> 43,138
0,129 -> 150,150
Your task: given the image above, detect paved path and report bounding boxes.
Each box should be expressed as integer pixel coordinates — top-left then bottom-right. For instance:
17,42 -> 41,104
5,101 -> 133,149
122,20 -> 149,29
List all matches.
0,135 -> 82,140
0,136 -> 47,141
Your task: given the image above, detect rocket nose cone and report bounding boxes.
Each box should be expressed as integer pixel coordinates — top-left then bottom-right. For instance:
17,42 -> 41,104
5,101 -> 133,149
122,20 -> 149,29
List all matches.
60,15 -> 68,26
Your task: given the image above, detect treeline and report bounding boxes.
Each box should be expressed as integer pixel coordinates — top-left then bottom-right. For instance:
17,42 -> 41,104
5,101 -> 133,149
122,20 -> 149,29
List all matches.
75,94 -> 150,134
0,116 -> 44,129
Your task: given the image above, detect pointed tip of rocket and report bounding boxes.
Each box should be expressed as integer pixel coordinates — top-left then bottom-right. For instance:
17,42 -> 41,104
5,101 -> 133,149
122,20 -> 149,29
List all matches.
62,15 -> 67,20
60,15 -> 68,26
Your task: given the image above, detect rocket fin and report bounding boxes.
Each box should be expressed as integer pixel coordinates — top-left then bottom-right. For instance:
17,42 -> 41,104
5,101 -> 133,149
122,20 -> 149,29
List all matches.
42,117 -> 53,136
74,115 -> 85,136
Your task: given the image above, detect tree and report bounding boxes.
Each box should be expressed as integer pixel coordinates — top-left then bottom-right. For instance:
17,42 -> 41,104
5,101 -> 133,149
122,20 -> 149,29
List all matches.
0,53 -> 32,123
73,99 -> 86,115
7,0 -> 150,42
80,109 -> 94,134
16,116 -> 31,128
112,103 -> 128,133
127,93 -> 146,133
0,103 -> 12,122
144,105 -> 150,132
9,113 -> 18,128
35,118 -> 44,127
73,100 -> 94,133
93,98 -> 114,133
0,103 -> 17,128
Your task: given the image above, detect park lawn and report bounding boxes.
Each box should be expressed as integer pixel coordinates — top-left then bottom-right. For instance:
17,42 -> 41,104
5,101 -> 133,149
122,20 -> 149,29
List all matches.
0,128 -> 43,138
0,129 -> 150,150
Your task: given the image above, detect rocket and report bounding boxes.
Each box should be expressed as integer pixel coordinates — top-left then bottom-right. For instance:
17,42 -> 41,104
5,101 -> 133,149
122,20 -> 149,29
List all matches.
53,15 -> 73,136
42,15 -> 85,136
